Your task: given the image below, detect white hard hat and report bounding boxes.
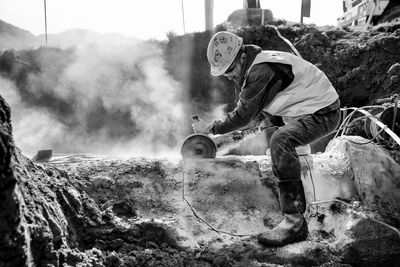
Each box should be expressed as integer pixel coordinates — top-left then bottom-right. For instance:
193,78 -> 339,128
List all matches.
207,31 -> 243,76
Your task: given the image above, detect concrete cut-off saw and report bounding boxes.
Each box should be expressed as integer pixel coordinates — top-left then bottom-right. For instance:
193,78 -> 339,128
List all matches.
180,116 -> 276,159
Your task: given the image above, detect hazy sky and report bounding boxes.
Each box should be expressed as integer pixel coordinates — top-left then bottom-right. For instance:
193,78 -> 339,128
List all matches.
0,0 -> 343,40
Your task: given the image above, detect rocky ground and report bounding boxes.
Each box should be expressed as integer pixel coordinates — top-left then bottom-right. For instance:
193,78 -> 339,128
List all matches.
1,92 -> 400,266
1,22 -> 400,267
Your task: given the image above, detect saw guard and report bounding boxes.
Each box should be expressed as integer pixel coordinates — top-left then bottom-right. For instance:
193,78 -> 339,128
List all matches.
180,134 -> 217,159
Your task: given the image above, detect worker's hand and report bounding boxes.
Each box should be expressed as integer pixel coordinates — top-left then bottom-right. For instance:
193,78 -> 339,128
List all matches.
191,119 -> 213,134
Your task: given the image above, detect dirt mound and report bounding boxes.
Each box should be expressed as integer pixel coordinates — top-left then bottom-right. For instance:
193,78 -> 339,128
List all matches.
1,22 -> 400,266
164,22 -> 400,117
1,90 -> 400,266
293,23 -> 400,107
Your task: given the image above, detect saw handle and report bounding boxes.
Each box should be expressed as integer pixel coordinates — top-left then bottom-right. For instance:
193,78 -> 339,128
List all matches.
376,94 -> 398,104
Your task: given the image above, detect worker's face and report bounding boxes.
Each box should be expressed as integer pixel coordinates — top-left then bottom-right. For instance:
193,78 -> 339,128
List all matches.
223,53 -> 245,82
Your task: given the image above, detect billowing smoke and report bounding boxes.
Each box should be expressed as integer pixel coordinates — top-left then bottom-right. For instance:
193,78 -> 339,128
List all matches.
0,41 -> 187,158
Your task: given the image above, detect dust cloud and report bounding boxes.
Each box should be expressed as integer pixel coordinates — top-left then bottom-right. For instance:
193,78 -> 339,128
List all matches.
0,41 -> 187,158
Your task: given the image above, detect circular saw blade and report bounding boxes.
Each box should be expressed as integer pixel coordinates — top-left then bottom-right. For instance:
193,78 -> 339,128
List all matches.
180,134 -> 217,159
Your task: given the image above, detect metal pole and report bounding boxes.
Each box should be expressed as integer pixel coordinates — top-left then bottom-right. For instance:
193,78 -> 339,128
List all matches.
181,0 -> 186,34
44,0 -> 48,46
300,0 -> 303,24
300,0 -> 311,24
204,0 -> 214,31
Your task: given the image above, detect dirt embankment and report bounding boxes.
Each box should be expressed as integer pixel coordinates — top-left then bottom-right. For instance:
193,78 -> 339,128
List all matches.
292,23 -> 400,107
1,23 -> 400,266
1,92 -> 400,266
164,23 -> 400,118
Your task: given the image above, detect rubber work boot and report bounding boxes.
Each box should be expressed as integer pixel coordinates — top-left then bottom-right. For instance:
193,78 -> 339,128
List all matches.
258,179 -> 308,247
258,213 -> 307,246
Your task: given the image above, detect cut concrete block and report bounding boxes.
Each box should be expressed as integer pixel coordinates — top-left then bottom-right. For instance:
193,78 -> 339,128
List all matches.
182,157 -> 280,238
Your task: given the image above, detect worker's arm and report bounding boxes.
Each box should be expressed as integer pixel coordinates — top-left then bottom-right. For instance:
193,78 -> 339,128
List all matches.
211,63 -> 293,134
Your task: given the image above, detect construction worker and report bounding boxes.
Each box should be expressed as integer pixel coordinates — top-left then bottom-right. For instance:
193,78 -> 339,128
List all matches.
192,31 -> 340,246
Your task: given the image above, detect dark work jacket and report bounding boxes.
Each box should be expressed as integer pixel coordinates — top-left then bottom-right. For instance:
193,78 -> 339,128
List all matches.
212,45 -> 294,134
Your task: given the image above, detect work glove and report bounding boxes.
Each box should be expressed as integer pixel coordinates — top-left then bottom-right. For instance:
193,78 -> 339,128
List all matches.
191,118 -> 214,134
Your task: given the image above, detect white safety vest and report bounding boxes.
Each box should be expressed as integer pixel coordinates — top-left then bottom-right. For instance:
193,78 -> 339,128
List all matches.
244,51 -> 338,117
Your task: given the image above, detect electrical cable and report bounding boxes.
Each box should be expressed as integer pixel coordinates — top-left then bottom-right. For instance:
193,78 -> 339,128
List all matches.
303,155 -> 318,213
334,106 -> 400,147
338,106 -> 382,130
273,26 -> 302,58
352,109 -> 400,145
331,113 -> 387,145
181,156 -> 400,240
334,106 -> 383,139
318,104 -> 400,238
181,160 -> 253,237
180,100 -> 400,238
347,127 -> 386,145
336,113 -> 373,133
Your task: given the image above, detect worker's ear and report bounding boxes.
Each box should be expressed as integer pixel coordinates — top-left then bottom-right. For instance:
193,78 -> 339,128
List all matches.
239,53 -> 246,64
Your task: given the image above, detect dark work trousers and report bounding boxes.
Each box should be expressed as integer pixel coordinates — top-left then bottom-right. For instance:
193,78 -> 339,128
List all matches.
270,99 -> 341,182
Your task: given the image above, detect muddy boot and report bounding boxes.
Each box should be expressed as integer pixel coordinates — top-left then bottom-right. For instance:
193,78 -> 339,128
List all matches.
258,180 -> 308,247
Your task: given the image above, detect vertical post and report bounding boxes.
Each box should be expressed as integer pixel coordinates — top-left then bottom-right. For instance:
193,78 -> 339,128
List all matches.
243,0 -> 260,8
181,0 -> 186,34
300,0 -> 311,24
205,0 -> 214,31
44,0 -> 48,46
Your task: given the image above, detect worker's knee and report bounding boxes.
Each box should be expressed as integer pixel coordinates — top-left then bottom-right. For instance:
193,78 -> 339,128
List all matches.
270,129 -> 295,155
270,129 -> 301,180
